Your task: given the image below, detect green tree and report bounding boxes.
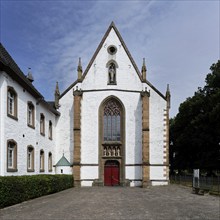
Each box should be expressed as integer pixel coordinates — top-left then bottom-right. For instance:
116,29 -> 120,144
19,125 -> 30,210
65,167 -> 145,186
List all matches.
170,60 -> 220,173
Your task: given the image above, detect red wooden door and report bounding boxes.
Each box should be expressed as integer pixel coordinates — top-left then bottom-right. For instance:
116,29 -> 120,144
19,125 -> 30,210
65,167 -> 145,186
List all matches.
104,161 -> 120,186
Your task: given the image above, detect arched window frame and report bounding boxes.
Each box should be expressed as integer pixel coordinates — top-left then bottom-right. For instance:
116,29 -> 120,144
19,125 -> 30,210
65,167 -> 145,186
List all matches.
27,101 -> 35,128
40,149 -> 45,172
27,145 -> 35,172
40,113 -> 45,136
7,139 -> 17,172
7,86 -> 18,120
48,152 -> 52,172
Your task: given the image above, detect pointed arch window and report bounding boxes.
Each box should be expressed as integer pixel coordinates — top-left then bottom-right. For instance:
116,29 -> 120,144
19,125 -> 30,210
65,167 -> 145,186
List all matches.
103,100 -> 121,141
7,86 -> 18,120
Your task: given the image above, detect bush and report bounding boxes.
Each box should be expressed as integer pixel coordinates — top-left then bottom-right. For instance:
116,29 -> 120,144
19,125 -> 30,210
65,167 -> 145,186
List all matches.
0,175 -> 73,208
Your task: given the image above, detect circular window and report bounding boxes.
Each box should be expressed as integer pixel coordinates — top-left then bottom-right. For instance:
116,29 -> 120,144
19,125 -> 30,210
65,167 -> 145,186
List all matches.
107,45 -> 117,55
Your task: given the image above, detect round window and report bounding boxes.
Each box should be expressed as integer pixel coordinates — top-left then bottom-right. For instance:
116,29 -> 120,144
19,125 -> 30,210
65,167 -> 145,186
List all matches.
107,45 -> 117,55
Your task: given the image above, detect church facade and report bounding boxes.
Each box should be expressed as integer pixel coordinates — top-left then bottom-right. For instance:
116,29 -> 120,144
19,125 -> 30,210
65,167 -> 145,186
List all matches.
0,22 -> 170,187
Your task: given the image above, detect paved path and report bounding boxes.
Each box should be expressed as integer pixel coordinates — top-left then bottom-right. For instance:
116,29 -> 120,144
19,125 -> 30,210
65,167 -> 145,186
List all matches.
0,185 -> 219,220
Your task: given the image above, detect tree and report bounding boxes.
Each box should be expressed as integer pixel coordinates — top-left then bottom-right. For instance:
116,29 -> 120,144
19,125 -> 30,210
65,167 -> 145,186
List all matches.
170,60 -> 220,173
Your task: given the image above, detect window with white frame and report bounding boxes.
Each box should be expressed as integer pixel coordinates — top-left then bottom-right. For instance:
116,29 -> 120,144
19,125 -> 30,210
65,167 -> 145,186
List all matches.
7,140 -> 17,172
27,102 -> 35,128
7,86 -> 17,119
27,146 -> 34,171
40,150 -> 44,172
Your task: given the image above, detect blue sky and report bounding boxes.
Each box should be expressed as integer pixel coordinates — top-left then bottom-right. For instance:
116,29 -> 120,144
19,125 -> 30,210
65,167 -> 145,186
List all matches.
0,0 -> 219,117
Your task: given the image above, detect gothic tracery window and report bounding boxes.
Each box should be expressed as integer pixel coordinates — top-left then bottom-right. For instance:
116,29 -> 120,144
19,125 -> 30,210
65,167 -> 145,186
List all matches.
103,100 -> 121,141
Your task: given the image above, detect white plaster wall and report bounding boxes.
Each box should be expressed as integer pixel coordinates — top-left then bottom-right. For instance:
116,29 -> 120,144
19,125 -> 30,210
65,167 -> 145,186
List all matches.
82,29 -> 142,91
1,72 -> 56,176
0,72 -> 6,176
150,166 -> 165,180
55,89 -> 73,165
55,166 -> 72,175
81,166 -> 98,180
149,88 -> 167,166
125,166 -> 142,187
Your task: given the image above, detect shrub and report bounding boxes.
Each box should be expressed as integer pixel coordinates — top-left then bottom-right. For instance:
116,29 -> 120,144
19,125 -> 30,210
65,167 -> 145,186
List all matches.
0,175 -> 73,208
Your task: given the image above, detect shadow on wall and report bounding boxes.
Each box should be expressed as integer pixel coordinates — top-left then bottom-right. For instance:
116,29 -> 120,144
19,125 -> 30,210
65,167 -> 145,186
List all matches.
69,103 -> 74,165
133,96 -> 142,186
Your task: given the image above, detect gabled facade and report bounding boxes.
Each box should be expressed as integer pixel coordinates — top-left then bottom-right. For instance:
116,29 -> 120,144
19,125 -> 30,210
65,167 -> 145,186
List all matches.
0,22 -> 170,187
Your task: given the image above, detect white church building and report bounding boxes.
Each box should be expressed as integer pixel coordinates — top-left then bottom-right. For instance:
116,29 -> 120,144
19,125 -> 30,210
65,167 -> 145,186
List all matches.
0,22 -> 170,187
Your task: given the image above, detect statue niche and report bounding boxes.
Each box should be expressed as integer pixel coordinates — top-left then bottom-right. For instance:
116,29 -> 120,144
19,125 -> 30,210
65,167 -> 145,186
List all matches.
108,63 -> 116,84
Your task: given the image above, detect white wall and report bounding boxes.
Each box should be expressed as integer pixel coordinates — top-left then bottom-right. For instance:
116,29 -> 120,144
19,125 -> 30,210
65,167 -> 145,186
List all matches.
55,89 -> 73,165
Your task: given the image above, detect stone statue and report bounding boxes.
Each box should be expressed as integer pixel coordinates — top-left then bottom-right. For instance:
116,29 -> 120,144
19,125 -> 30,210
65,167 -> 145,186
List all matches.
109,63 -> 115,83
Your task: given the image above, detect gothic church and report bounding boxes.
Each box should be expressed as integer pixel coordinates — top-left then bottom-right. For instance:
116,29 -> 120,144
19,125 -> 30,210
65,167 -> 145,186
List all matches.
0,22 -> 170,187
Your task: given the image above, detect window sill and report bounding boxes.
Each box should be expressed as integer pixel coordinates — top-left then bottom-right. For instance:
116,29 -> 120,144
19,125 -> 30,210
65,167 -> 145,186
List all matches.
49,137 -> 53,141
40,133 -> 45,137
7,114 -> 18,121
40,169 -> 45,172
7,168 -> 18,172
27,124 -> 35,129
107,82 -> 117,85
27,169 -> 35,172
102,141 -> 122,146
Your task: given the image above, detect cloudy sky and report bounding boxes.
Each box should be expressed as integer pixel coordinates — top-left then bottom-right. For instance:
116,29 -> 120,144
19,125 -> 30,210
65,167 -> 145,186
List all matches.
1,0 -> 219,117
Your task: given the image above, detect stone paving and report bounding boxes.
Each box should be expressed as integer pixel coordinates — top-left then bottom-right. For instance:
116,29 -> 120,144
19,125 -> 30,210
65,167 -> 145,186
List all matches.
0,184 -> 219,220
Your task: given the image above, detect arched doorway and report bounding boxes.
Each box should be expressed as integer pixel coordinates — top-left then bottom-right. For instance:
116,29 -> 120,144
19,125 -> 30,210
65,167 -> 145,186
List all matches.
104,160 -> 120,186
98,96 -> 125,186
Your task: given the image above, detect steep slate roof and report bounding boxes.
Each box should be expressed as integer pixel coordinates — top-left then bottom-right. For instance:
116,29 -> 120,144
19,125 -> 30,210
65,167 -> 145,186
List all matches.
55,155 -> 71,166
0,43 -> 60,116
60,22 -> 166,100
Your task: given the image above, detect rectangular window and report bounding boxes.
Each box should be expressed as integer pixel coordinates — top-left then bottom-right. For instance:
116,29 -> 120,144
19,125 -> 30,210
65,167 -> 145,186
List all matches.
40,150 -> 44,172
27,102 -> 35,128
8,146 -> 14,168
7,140 -> 17,172
48,121 -> 52,140
40,114 -> 45,135
7,87 -> 17,119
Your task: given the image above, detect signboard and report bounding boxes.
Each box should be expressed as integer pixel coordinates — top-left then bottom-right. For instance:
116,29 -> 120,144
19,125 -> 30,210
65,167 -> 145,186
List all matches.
193,169 -> 200,188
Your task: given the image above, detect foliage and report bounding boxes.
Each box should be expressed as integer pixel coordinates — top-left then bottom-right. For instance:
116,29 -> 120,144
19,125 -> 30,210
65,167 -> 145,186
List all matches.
170,60 -> 220,172
0,175 -> 73,208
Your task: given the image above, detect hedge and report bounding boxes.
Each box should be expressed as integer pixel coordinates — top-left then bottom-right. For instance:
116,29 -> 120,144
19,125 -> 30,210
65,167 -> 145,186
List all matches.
0,174 -> 73,208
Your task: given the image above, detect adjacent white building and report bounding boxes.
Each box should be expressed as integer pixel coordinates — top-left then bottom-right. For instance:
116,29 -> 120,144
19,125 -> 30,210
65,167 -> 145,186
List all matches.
0,22 -> 170,187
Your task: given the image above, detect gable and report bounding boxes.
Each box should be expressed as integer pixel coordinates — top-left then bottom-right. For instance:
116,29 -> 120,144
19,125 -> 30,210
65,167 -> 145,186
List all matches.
81,22 -> 143,91
60,22 -> 167,101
